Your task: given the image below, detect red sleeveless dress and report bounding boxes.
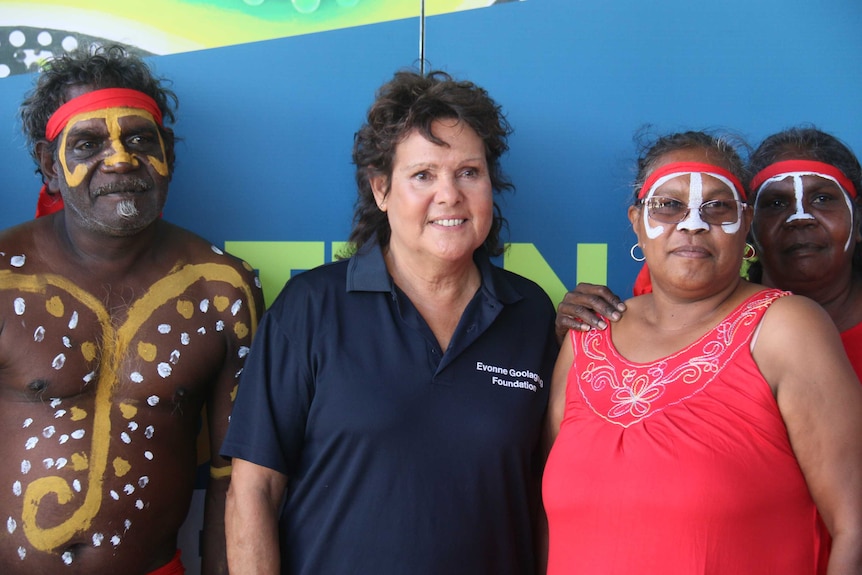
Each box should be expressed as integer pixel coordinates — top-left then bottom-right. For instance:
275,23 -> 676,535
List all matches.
543,289 -> 829,575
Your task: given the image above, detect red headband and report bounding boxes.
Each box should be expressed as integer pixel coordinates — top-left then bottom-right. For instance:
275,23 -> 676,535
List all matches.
749,159 -> 857,199
639,161 -> 746,200
45,87 -> 163,142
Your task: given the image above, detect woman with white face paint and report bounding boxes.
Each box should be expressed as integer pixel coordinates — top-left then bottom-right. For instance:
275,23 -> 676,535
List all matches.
542,131 -> 862,574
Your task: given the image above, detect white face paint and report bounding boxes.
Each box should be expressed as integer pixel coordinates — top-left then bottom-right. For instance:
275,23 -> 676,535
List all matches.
754,171 -> 855,252
643,171 -> 743,239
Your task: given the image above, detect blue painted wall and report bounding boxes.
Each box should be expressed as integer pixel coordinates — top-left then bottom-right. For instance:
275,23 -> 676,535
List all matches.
1,0 -> 860,299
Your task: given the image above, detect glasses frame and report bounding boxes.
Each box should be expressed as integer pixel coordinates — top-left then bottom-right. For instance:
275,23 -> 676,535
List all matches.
642,195 -> 748,226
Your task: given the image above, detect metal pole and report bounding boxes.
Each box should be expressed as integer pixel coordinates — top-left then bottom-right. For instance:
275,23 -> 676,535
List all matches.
419,0 -> 426,75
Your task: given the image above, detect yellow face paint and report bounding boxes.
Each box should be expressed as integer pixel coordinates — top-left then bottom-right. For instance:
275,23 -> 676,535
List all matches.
81,341 -> 97,362
58,107 -> 169,188
213,295 -> 230,312
137,341 -> 157,362
46,296 -> 64,318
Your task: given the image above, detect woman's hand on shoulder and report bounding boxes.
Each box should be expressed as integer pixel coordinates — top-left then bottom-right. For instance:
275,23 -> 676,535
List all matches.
555,283 -> 626,344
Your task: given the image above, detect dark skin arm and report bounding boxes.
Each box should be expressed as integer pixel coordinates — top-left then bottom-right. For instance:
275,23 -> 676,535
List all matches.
554,283 -> 627,343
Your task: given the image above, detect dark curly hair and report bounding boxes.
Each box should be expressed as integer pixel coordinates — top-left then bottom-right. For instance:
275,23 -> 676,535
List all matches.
747,126 -> 862,281
349,69 -> 513,256
631,129 -> 750,206
19,44 -> 179,177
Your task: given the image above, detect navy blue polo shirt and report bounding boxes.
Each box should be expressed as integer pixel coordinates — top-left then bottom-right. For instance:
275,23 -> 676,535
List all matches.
222,240 -> 559,575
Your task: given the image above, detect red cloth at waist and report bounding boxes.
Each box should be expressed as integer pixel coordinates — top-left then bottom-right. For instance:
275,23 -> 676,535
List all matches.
148,550 -> 185,575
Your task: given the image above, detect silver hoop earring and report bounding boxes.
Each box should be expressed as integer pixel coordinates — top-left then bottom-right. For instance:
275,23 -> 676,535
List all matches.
743,243 -> 756,261
630,243 -> 646,262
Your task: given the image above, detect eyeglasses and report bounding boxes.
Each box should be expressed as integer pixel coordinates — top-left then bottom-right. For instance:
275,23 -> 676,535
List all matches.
642,196 -> 747,225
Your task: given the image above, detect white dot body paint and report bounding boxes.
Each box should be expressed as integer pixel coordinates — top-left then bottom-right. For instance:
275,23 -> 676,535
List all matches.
200,299 -> 210,313
22,418 -> 32,429
180,332 -> 190,345
17,546 -> 25,560
92,533 -> 104,547
754,171 -> 855,252
68,311 -> 78,329
216,320 -> 225,332
144,425 -> 155,439
255,276 -> 262,289
71,429 -> 85,440
73,479 -> 81,492
144,451 -> 153,460
50,398 -> 62,409
54,410 -> 67,419
147,395 -> 160,406
158,323 -> 172,334
7,516 -> 16,534
197,327 -> 206,335
10,255 -> 25,267
56,457 -> 67,469
110,490 -> 119,500
13,298 -> 25,315
124,519 -> 131,530
24,437 -> 37,450
238,346 -> 250,358
139,476 -> 149,488
128,421 -> 139,432
124,484 -> 135,495
121,432 -> 131,444
13,481 -> 22,496
158,362 -> 172,378
62,336 -> 72,348
211,245 -> 224,255
21,460 -> 30,474
42,426 -> 55,438
231,300 -> 242,316
169,350 -> 180,364
62,551 -> 73,565
33,326 -> 45,342
59,434 -> 69,444
131,372 -> 144,383
43,458 -> 54,469
135,499 -> 144,510
83,371 -> 95,384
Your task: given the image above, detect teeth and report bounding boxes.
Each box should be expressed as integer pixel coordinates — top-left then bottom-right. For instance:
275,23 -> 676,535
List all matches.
435,219 -> 465,227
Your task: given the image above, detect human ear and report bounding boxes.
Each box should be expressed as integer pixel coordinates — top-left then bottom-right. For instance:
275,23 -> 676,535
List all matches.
35,140 -> 61,193
370,172 -> 389,212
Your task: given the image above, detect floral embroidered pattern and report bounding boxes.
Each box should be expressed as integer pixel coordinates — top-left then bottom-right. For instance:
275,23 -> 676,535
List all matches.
575,290 -> 786,427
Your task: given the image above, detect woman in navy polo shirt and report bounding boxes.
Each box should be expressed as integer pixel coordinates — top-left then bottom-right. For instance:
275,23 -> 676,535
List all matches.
222,69 -> 559,575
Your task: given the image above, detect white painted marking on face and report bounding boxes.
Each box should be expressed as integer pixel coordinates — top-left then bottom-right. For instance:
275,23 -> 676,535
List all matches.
180,332 -> 190,345
124,519 -> 131,530
120,432 -> 131,444
157,362 -> 172,377
138,476 -> 149,488
62,336 -> 72,348
73,479 -> 81,492
50,398 -> 62,408
83,371 -> 95,384
147,395 -> 160,407
216,320 -> 225,332
197,327 -> 206,335
238,346 -> 249,359
43,426 -> 55,438
131,372 -> 144,383
43,458 -> 54,469
128,421 -> 138,432
144,426 -> 155,439
7,516 -> 17,534
52,353 -> 66,369
56,457 -> 67,469
158,324 -> 171,334
68,311 -> 78,329
21,460 -> 30,474
17,546 -> 25,560
135,499 -> 144,510
92,533 -> 103,547
54,410 -> 67,419
10,255 -> 25,267
59,434 -> 69,444
22,418 -> 33,429
211,245 -> 224,255
13,298 -> 25,315
24,437 -> 37,450
235,368 -> 243,379
33,326 -> 44,342
124,484 -> 134,495
169,350 -> 180,365
110,490 -> 119,500
111,534 -> 121,546
144,451 -> 153,460
13,480 -> 22,496
70,429 -> 85,440
200,299 -> 210,313
231,300 -> 242,316
62,551 -> 73,565
255,276 -> 262,289
675,173 -> 709,232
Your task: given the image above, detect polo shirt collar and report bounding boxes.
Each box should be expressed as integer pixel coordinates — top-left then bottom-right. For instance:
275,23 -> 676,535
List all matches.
346,239 -> 524,306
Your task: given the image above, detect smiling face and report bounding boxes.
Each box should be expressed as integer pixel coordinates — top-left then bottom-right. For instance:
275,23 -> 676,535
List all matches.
44,86 -> 170,237
371,119 -> 493,271
752,168 -> 859,293
630,147 -> 751,295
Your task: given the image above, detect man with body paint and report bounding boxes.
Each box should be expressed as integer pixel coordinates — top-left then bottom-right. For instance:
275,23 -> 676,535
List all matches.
556,127 -> 862,379
0,45 -> 263,575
